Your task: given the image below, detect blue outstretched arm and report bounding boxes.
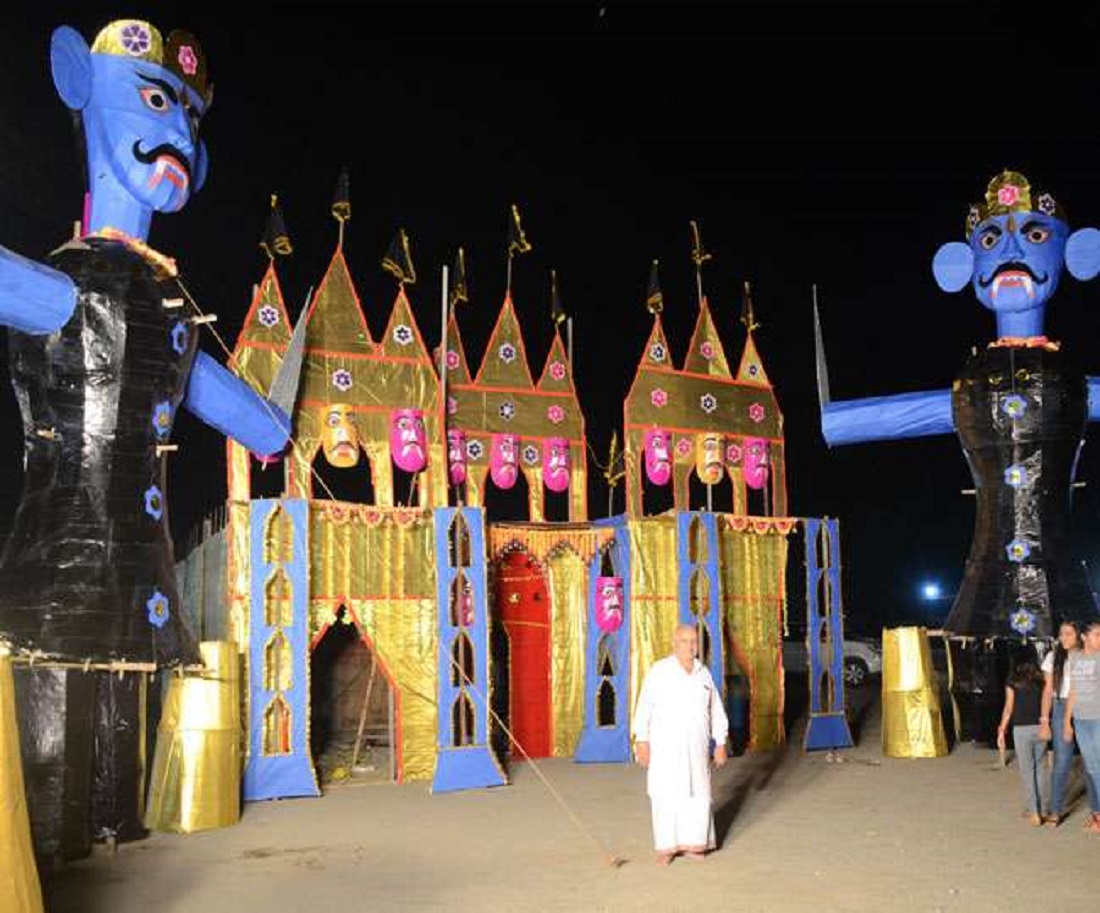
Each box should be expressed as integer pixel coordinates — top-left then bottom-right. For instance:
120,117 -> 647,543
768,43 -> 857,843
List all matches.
1087,377 -> 1100,423
183,350 -> 291,457
822,389 -> 955,447
0,245 -> 77,334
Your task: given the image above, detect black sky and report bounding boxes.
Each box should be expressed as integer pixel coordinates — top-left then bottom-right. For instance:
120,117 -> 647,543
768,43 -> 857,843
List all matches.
4,5 -> 1100,631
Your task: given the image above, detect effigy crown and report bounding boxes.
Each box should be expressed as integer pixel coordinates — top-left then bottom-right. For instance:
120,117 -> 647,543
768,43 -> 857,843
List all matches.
966,170 -> 1064,237
90,19 -> 211,105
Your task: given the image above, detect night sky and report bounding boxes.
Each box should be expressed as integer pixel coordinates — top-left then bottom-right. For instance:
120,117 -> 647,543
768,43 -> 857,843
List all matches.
4,5 -> 1100,632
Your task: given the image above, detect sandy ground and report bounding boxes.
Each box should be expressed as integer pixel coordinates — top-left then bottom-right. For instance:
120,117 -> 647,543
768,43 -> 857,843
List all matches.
42,684 -> 1099,913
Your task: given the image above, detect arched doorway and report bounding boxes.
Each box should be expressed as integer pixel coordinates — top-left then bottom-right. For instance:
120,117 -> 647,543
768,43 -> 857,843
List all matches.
494,550 -> 552,758
309,608 -> 394,785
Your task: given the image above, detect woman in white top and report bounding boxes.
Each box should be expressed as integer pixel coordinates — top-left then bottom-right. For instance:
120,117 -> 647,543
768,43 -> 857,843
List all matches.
1039,621 -> 1092,825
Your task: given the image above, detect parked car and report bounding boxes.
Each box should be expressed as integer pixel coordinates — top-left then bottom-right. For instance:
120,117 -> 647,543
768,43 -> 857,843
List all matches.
781,633 -> 882,686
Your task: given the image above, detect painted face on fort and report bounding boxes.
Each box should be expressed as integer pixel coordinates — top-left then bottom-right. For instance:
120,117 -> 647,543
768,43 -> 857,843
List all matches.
321,404 -> 360,467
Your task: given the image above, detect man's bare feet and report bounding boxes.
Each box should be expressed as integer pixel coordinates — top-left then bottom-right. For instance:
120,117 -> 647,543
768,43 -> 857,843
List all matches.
655,852 -> 675,866
683,851 -> 707,861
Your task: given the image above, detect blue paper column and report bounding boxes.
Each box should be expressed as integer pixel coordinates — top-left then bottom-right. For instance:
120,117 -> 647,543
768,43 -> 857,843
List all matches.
803,518 -> 854,751
677,512 -> 724,690
575,516 -> 631,763
243,499 -> 320,800
431,507 -> 507,793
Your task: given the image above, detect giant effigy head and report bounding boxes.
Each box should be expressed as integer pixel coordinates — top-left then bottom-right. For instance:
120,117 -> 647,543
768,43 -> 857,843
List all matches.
643,428 -> 672,486
390,408 -> 427,473
321,404 -> 360,467
932,170 -> 1100,325
543,437 -> 571,493
50,20 -> 212,215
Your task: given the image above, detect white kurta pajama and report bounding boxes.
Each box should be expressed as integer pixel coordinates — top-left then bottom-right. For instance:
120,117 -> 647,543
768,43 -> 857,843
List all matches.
633,656 -> 729,852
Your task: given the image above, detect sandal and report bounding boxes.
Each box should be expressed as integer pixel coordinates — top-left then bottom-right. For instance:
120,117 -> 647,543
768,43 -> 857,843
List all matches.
1026,813 -> 1043,827
1086,814 -> 1100,834
1042,814 -> 1063,827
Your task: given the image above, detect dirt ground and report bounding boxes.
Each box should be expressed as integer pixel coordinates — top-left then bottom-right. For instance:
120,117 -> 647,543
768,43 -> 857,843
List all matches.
42,682 -> 1098,913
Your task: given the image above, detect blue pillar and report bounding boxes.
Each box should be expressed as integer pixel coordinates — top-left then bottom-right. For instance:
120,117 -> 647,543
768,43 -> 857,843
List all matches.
803,518 -> 854,751
575,515 -> 631,763
677,511 -> 724,690
243,499 -> 320,800
431,507 -> 508,793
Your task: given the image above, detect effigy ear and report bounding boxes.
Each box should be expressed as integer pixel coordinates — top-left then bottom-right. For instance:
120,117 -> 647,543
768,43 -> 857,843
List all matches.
1065,228 -> 1100,281
932,241 -> 974,292
194,140 -> 209,192
50,26 -> 92,111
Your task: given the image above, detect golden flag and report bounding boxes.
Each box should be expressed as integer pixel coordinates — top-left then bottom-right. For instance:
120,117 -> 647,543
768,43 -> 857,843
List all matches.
690,219 -> 712,268
508,203 -> 532,256
741,280 -> 759,331
382,228 -> 417,285
260,194 -> 292,258
646,259 -> 663,314
604,431 -> 626,486
550,269 -> 567,326
332,166 -> 351,222
450,248 -> 469,307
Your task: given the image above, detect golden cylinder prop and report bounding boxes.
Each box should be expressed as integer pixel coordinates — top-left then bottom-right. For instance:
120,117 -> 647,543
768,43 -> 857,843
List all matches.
144,641 -> 241,833
0,653 -> 45,913
881,626 -> 948,758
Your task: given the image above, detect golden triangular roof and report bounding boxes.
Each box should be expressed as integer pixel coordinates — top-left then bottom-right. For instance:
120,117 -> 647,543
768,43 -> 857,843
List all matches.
637,314 -> 673,372
536,328 -> 575,394
474,294 -> 535,388
304,247 -> 374,356
230,261 -> 291,394
377,286 -> 431,365
441,311 -> 471,384
681,296 -> 731,377
736,330 -> 772,387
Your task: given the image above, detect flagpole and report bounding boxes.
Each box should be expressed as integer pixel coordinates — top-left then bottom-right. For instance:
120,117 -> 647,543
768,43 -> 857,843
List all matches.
567,317 -> 574,373
692,224 -> 712,513
440,263 -> 449,505
506,252 -> 513,294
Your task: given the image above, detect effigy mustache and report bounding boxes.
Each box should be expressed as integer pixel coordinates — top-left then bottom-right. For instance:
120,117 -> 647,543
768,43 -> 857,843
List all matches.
978,262 -> 1047,288
131,141 -> 193,180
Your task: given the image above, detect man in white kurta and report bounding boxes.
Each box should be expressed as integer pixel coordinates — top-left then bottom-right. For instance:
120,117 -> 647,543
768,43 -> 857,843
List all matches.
633,624 -> 729,865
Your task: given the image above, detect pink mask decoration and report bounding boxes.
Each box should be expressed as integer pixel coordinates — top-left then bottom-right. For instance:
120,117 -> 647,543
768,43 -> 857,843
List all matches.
644,429 -> 672,486
447,428 -> 467,485
543,437 -> 571,493
457,576 -> 474,627
390,408 -> 427,472
595,576 -> 624,633
490,433 -> 519,489
743,437 -> 770,491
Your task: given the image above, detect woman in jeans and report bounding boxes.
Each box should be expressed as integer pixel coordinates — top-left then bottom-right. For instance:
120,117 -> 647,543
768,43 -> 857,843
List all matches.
997,661 -> 1049,825
1063,620 -> 1100,834
1038,621 -> 1094,825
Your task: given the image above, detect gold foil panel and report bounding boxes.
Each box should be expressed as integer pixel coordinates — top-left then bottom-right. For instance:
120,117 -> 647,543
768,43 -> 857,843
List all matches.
145,641 -> 242,834
717,525 -> 789,750
545,549 -> 588,756
627,517 -> 680,726
308,506 -> 438,780
0,653 -> 44,913
474,298 -> 535,388
881,627 -> 948,758
627,368 -> 782,438
681,300 -> 732,377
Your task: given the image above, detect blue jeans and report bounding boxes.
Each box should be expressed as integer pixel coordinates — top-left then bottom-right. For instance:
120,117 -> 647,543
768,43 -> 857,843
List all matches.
1013,725 -> 1050,814
1051,699 -> 1100,814
1074,717 -> 1100,815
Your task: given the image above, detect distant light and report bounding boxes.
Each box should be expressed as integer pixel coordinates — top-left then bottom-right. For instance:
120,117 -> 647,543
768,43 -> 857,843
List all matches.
921,582 -> 942,601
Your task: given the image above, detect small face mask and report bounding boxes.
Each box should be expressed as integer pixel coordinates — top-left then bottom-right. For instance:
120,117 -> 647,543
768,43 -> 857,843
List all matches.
543,437 -> 571,493
695,433 -> 724,485
447,428 -> 467,485
743,437 -> 770,490
490,433 -> 519,489
644,429 -> 672,486
390,408 -> 427,472
321,404 -> 360,467
595,576 -> 624,633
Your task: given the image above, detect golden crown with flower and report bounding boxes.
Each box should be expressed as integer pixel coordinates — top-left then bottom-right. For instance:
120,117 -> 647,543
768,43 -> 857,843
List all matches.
90,19 -> 211,106
965,170 -> 1065,237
